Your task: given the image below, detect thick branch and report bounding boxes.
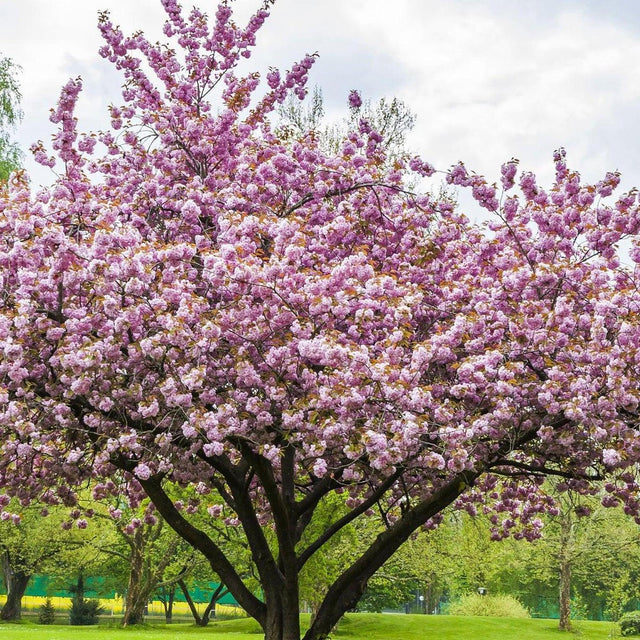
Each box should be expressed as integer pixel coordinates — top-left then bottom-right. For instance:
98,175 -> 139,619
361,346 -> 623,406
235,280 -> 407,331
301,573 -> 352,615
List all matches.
137,475 -> 266,625
297,469 -> 402,571
490,459 -> 602,481
282,181 -> 401,217
232,438 -> 292,552
294,474 -> 339,520
306,470 -> 479,640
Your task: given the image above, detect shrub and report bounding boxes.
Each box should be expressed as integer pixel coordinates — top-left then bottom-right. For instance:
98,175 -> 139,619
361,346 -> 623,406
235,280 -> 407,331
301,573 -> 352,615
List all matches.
620,611 -> 640,637
38,598 -> 56,625
69,596 -> 104,625
69,572 -> 104,626
449,593 -> 530,618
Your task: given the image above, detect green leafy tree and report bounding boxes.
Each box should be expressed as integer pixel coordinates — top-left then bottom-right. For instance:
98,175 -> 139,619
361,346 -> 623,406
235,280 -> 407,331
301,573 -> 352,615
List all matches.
69,572 -> 104,625
120,511 -> 182,626
438,486 -> 640,627
539,491 -> 640,627
84,494 -> 187,626
37,598 -> 56,625
0,55 -> 22,182
172,489 -> 260,626
0,503 -> 77,621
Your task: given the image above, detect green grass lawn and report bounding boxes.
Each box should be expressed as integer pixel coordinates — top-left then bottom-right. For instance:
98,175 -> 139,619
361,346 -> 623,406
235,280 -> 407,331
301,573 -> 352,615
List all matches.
0,613 -> 624,640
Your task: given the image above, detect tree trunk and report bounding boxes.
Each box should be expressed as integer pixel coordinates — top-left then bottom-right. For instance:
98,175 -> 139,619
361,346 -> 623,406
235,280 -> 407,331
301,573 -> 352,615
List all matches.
198,584 -> 226,626
179,578 -> 204,626
179,579 -> 228,627
123,588 -> 149,627
261,582 -> 301,640
140,467 -> 481,640
558,515 -> 572,632
558,557 -> 572,631
165,590 -> 174,624
122,529 -> 149,626
0,571 -> 30,621
203,599 -> 216,624
159,585 -> 175,623
0,552 -> 30,621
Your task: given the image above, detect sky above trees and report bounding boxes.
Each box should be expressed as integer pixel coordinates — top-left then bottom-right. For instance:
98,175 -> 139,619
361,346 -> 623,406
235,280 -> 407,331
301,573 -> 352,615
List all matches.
2,0 -> 640,190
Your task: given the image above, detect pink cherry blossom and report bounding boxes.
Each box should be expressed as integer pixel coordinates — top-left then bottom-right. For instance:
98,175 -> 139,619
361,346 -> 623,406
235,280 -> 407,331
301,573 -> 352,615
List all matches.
348,90 -> 362,109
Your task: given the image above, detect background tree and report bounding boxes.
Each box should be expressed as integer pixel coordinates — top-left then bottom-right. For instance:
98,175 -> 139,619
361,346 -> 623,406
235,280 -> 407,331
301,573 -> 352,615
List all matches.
172,488 -> 259,626
85,489 -> 189,626
277,86 -> 416,166
3,3 -> 640,640
121,515 -> 181,625
0,55 -> 22,182
0,503 -> 75,620
515,486 -> 640,627
68,571 -> 104,626
37,598 -> 56,625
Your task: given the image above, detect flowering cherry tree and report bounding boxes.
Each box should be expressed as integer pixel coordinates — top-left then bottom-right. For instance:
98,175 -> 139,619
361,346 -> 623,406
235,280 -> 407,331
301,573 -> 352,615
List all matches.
2,2 -> 640,639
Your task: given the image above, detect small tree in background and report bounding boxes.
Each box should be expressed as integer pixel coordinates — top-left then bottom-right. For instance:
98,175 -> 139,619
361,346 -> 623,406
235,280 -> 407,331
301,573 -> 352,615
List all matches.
38,598 -> 56,625
69,573 -> 104,626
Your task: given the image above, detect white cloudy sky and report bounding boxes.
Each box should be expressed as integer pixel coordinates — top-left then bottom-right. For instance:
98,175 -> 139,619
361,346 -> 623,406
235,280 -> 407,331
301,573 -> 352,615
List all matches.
2,0 -> 640,192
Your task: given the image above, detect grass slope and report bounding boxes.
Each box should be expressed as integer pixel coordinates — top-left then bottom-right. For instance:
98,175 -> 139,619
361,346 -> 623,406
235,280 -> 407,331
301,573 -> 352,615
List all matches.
334,614 -> 619,639
0,613 -> 621,640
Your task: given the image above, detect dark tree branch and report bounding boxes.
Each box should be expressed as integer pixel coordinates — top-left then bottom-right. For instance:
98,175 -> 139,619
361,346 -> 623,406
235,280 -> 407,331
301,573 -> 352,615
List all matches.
297,469 -> 403,571
282,181 -> 405,217
134,475 -> 267,626
305,469 -> 480,640
490,459 -> 602,481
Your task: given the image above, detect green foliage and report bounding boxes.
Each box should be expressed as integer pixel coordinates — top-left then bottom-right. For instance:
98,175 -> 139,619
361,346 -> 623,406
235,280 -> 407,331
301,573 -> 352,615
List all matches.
448,593 -> 530,618
428,484 -> 640,622
357,531 -> 451,613
620,611 -> 640,637
0,501 -> 79,589
0,55 -> 22,182
37,598 -> 56,625
298,493 -> 362,614
357,577 -> 416,613
69,574 -> 104,626
606,575 -> 632,622
69,597 -> 104,626
277,85 -> 325,137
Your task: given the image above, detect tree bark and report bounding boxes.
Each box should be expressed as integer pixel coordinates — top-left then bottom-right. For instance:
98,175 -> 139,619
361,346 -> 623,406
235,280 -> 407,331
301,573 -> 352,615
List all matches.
161,585 -> 175,623
179,578 -> 205,626
0,552 -> 31,621
201,583 -> 226,623
122,528 -> 149,626
179,579 -> 227,627
558,516 -> 573,632
558,554 -> 572,631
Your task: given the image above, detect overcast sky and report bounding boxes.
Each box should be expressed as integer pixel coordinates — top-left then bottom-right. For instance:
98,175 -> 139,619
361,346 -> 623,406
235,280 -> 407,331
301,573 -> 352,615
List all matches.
2,0 -> 640,193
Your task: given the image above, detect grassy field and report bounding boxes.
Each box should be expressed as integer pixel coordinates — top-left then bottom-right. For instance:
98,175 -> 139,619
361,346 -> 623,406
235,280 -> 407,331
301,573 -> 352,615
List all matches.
0,613 -> 625,640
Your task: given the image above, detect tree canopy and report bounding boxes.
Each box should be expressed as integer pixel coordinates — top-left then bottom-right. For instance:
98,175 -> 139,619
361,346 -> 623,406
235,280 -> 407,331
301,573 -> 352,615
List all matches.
2,2 -> 640,640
